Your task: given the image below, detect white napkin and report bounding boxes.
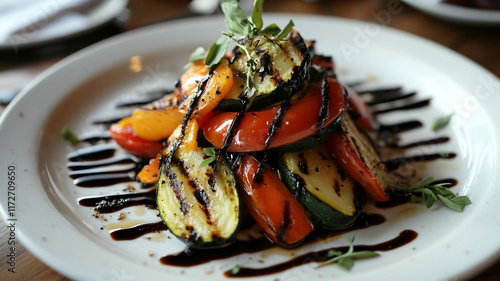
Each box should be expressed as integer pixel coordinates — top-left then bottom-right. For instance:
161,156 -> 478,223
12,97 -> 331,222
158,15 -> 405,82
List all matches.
0,0 -> 101,46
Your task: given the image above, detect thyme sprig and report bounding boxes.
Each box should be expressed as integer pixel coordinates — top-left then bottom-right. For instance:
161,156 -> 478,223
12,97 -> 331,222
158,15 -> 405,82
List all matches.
389,176 -> 471,212
316,236 -> 379,271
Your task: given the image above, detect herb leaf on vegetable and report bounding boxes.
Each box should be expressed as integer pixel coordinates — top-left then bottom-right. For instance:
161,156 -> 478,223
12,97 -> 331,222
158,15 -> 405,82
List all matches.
389,176 -> 471,212
190,0 -> 294,90
188,46 -> 207,64
205,35 -> 231,67
200,147 -> 217,168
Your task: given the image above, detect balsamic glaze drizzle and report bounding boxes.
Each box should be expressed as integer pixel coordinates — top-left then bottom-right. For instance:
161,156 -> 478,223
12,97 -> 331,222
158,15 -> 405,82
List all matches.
378,120 -> 423,135
77,130 -> 111,144
78,190 -> 156,213
372,98 -> 431,115
384,152 -> 457,172
67,154 -> 142,170
160,213 -> 386,267
73,173 -> 133,187
67,143 -> 116,161
91,114 -> 130,127
366,91 -> 416,106
110,221 -> 167,240
389,136 -> 450,149
225,230 -> 417,278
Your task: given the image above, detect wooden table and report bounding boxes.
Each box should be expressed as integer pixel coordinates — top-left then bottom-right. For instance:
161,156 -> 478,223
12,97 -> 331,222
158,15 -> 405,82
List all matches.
1,0 -> 499,280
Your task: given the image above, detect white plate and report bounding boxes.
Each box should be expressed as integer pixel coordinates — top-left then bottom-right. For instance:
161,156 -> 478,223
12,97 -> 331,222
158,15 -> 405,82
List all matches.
402,0 -> 500,25
0,0 -> 127,49
1,14 -> 500,281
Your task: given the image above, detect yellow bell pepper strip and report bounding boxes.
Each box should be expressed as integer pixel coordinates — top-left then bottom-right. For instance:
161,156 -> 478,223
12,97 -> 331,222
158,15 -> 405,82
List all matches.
109,117 -> 163,159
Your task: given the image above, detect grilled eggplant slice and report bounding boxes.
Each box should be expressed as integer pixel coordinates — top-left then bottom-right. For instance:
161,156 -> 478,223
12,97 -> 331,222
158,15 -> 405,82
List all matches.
277,144 -> 365,229
216,30 -> 311,111
157,145 -> 240,249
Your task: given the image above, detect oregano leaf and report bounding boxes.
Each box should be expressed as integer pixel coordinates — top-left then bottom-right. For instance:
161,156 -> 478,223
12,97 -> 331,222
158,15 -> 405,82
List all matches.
220,0 -> 251,36
276,20 -> 294,40
200,156 -> 216,168
316,236 -> 379,270
203,147 -> 216,156
251,0 -> 265,30
338,257 -> 354,271
189,46 -> 206,63
260,23 -> 281,35
432,113 -> 454,132
205,35 -> 230,66
437,194 -> 461,211
415,176 -> 434,187
389,177 -> 471,212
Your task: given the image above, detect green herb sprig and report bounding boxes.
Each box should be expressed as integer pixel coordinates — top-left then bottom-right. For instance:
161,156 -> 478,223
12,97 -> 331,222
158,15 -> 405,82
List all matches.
189,0 -> 294,89
389,176 -> 471,212
230,264 -> 244,275
200,147 -> 217,168
61,127 -> 79,146
432,112 -> 453,132
316,236 -> 379,271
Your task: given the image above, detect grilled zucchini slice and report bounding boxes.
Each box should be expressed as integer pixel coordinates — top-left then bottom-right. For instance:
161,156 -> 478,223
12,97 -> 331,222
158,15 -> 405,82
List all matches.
157,145 -> 240,249
277,144 -> 365,229
216,30 -> 311,111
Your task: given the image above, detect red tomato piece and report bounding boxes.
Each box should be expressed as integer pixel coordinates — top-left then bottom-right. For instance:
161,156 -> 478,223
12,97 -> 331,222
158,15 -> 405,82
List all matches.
236,154 -> 314,246
203,76 -> 346,152
109,124 -> 163,159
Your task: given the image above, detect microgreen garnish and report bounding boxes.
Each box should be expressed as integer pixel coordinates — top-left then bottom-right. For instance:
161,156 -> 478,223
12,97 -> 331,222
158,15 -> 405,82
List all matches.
432,113 -> 453,132
200,147 -> 217,168
61,126 -> 79,146
389,176 -> 471,212
189,0 -> 294,90
316,236 -> 379,270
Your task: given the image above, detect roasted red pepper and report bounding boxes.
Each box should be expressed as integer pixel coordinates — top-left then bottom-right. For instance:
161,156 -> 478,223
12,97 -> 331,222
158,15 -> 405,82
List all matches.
236,154 -> 314,246
203,76 -> 346,152
327,129 -> 389,202
109,121 -> 162,159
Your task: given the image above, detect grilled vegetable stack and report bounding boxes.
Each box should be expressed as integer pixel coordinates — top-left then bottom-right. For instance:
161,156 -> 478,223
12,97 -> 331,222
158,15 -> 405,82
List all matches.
109,0 -> 389,250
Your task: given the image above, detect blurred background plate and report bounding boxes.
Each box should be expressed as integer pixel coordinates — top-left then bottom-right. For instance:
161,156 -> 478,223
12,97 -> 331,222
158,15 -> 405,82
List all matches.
0,0 -> 128,50
402,0 -> 500,25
